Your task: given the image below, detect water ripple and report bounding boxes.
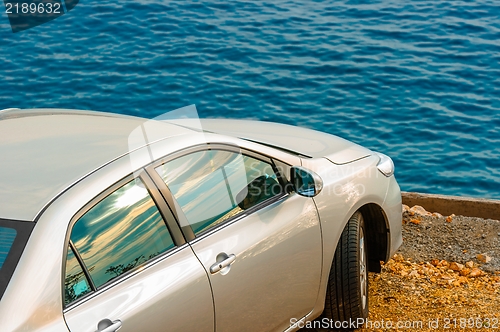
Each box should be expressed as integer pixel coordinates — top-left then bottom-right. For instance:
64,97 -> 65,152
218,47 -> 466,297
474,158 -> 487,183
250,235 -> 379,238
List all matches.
1,0 -> 499,198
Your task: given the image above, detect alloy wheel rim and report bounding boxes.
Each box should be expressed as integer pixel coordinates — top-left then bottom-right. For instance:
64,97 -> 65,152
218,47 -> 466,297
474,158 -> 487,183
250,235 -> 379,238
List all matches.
359,227 -> 367,309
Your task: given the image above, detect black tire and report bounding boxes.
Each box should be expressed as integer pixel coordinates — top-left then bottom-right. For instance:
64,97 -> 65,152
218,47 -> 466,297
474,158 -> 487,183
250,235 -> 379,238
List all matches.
322,211 -> 368,330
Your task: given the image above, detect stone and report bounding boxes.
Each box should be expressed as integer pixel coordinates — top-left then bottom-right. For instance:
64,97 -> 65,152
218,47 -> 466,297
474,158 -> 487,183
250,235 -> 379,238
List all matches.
410,218 -> 421,225
409,205 -> 432,217
460,268 -> 470,276
469,268 -> 483,278
465,261 -> 474,268
393,254 -> 404,262
477,254 -> 492,264
449,262 -> 464,272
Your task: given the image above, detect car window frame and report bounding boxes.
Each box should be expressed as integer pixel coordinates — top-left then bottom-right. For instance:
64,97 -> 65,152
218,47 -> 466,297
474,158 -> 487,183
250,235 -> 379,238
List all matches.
145,143 -> 291,243
61,170 -> 187,311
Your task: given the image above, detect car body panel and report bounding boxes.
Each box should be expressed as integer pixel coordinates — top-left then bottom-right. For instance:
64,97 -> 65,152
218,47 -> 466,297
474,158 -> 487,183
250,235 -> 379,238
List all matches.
167,119 -> 372,164
189,193 -> 322,332
383,175 -> 403,258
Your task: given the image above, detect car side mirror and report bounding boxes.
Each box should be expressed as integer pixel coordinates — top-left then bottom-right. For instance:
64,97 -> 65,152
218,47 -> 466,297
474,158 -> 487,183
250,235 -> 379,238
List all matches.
290,166 -> 323,197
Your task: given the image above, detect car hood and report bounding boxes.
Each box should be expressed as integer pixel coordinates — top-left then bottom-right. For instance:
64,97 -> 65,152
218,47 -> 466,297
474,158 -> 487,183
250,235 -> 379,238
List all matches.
169,119 -> 372,164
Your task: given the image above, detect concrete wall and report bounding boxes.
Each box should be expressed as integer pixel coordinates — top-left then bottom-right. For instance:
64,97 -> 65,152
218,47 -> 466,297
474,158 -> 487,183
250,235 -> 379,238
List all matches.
402,192 -> 500,220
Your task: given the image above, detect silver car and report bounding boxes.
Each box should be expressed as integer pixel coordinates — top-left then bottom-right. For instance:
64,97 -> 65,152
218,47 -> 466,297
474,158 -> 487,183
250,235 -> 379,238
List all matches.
0,108 -> 402,332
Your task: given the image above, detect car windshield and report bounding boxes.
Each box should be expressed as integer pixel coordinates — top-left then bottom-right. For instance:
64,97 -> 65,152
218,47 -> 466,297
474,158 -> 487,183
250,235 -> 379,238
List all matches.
0,220 -> 34,300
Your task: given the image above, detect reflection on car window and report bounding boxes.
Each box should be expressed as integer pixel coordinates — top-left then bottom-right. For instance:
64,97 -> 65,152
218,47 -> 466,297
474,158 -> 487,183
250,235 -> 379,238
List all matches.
155,150 -> 282,236
64,246 -> 91,305
0,227 -> 16,269
70,178 -> 175,289
0,221 -> 35,301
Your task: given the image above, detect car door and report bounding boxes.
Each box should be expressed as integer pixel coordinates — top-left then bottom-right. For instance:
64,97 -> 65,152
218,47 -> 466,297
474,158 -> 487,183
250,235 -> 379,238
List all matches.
62,173 -> 214,332
149,146 -> 323,332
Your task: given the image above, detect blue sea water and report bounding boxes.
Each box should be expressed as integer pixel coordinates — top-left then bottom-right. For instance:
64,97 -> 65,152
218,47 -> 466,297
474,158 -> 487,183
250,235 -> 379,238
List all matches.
1,0 -> 499,199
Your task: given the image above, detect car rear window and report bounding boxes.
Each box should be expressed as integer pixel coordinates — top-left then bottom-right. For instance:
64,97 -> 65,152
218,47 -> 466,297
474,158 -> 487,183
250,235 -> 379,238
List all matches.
0,219 -> 35,300
0,228 -> 17,269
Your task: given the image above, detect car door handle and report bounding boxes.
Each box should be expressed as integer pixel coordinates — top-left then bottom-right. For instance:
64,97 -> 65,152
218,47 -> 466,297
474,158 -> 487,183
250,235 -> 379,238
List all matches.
210,254 -> 236,274
96,319 -> 122,332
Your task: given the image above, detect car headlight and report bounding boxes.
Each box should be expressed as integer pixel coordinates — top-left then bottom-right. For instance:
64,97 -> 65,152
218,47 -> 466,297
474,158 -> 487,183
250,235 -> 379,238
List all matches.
375,152 -> 394,177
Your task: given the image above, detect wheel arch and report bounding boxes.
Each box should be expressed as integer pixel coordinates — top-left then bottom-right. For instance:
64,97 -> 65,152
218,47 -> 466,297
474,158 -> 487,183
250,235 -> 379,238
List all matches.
359,203 -> 389,273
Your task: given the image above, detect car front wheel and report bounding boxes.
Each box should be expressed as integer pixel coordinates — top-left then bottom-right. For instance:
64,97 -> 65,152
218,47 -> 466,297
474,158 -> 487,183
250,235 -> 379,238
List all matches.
322,211 -> 368,330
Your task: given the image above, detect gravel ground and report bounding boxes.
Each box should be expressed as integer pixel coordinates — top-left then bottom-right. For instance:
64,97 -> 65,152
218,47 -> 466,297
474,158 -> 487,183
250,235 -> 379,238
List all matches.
300,206 -> 500,332
399,205 -> 500,273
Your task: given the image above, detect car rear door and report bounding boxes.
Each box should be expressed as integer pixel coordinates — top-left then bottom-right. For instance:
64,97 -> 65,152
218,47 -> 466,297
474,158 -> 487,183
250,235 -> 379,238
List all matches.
149,146 -> 322,332
62,173 -> 214,332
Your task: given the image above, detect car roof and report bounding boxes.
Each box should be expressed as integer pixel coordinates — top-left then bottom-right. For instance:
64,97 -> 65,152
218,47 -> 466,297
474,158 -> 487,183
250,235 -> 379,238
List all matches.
0,109 -> 193,221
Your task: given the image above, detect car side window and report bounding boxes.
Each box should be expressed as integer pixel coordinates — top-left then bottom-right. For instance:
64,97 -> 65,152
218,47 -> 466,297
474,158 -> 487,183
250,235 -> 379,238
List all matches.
155,149 -> 282,236
65,178 -> 175,302
64,246 -> 92,305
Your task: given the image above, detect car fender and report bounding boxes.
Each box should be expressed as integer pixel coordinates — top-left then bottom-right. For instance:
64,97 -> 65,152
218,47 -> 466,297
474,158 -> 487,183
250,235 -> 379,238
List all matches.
300,155 -> 393,319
